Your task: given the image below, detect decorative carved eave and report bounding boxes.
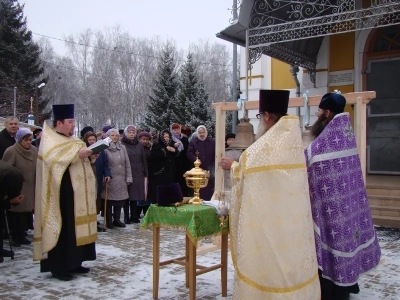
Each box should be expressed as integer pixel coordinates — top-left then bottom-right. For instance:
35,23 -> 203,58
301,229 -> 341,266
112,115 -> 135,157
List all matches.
217,0 -> 400,70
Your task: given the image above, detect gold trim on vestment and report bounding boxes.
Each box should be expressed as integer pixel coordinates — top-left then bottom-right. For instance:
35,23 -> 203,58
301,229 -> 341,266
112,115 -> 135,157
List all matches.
77,233 -> 98,246
243,163 -> 306,174
33,237 -> 42,242
230,237 -> 319,292
80,160 -> 91,235
43,143 -> 76,230
75,214 -> 98,225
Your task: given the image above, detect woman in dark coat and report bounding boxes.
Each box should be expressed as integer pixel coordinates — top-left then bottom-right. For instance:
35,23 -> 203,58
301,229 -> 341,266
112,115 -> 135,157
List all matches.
187,125 -> 215,200
3,128 -> 37,246
170,123 -> 191,196
148,129 -> 178,204
122,125 -> 147,224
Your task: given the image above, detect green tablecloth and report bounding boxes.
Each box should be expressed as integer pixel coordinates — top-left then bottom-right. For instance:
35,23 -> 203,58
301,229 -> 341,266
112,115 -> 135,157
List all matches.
141,204 -> 229,245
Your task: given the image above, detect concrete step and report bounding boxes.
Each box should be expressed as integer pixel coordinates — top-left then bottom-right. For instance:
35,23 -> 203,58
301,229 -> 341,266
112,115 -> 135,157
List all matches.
368,195 -> 400,207
370,205 -> 400,217
367,186 -> 400,197
372,215 -> 400,228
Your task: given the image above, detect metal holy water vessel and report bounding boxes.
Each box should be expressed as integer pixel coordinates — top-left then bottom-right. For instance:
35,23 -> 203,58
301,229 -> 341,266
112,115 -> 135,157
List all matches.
183,153 -> 210,205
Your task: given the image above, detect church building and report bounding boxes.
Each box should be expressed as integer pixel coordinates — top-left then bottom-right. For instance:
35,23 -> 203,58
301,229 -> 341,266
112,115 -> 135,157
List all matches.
217,0 -> 400,176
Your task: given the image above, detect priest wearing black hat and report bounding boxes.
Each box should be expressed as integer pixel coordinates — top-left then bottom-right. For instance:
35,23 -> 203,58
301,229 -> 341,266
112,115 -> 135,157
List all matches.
220,90 -> 320,299
306,93 -> 380,300
33,104 -> 97,281
310,92 -> 346,138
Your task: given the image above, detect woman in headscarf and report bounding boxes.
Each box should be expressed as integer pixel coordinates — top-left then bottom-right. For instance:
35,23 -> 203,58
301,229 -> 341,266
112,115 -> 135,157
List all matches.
148,129 -> 178,204
3,128 -> 37,246
187,125 -> 215,200
121,125 -> 147,224
100,129 -> 132,229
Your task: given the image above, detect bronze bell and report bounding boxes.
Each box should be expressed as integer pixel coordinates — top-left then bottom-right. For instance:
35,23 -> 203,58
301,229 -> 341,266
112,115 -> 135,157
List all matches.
229,117 -> 255,150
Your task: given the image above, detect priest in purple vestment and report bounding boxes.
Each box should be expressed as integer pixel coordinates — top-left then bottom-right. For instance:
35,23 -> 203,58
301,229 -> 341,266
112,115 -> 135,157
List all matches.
305,92 -> 381,300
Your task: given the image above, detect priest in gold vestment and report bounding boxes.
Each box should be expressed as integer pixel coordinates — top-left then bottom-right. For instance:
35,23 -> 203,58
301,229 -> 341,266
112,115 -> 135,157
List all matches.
221,90 -> 320,299
33,104 -> 98,281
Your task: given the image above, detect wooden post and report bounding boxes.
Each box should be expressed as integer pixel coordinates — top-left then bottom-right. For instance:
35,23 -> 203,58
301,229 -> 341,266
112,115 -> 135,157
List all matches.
153,225 -> 160,299
355,96 -> 367,183
213,105 -> 226,200
188,239 -> 197,300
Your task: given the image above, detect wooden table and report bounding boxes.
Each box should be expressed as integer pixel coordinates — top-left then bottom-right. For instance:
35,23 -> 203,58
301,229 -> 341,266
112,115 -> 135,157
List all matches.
141,204 -> 229,300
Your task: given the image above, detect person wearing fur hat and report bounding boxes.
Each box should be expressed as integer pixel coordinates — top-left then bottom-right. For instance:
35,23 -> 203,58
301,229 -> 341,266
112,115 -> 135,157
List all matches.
3,128 -> 37,247
118,129 -> 124,141
33,104 -> 97,281
170,123 -> 191,196
102,125 -> 113,139
225,133 -> 236,149
187,125 -> 215,200
121,125 -> 148,224
307,93 -> 381,300
80,126 -> 94,139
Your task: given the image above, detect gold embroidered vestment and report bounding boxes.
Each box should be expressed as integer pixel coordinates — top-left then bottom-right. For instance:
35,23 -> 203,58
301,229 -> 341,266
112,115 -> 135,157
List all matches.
230,116 -> 320,299
33,122 -> 97,261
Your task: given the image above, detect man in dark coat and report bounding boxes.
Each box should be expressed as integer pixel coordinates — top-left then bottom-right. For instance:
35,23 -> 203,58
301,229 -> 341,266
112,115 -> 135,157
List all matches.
0,160 -> 24,263
0,117 -> 19,159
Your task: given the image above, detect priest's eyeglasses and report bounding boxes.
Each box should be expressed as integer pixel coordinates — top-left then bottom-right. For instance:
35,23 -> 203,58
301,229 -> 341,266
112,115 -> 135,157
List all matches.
316,109 -> 329,117
256,113 -> 265,119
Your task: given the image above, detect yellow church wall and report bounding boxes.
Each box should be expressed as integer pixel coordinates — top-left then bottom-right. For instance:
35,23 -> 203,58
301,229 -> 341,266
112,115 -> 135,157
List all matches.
271,58 -> 296,90
329,33 -> 355,124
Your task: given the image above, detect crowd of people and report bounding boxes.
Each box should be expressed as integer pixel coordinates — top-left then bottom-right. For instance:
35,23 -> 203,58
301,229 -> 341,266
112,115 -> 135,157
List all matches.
0,107 -> 235,280
0,90 -> 381,300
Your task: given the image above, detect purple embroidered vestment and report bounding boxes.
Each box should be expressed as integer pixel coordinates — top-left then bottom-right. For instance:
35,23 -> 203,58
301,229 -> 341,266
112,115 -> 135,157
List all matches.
305,113 -> 381,286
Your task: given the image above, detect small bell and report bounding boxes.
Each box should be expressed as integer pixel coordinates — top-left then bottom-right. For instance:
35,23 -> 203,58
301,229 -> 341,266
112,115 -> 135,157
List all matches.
229,117 -> 255,150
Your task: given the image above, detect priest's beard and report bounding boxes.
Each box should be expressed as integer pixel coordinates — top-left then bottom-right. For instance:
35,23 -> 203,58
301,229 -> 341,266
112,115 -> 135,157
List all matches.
310,114 -> 330,139
255,117 -> 268,141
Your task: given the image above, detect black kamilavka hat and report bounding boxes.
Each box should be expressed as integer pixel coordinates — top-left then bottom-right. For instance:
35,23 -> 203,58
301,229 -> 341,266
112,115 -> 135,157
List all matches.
259,90 -> 290,114
52,104 -> 74,120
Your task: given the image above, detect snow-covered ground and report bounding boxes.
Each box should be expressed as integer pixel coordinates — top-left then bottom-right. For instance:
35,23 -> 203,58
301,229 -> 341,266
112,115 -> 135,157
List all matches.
0,224 -> 399,299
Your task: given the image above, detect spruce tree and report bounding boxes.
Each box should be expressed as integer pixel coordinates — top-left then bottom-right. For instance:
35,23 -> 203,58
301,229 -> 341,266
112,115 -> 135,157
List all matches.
169,53 -> 196,125
0,0 -> 47,122
175,53 -> 214,136
144,44 -> 178,130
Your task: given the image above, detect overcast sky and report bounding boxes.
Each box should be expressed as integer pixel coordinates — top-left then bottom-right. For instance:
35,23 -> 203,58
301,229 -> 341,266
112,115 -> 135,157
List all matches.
21,0 -> 235,55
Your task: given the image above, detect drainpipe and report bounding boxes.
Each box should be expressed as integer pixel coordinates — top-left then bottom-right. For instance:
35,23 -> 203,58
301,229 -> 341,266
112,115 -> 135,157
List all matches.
289,65 -> 301,126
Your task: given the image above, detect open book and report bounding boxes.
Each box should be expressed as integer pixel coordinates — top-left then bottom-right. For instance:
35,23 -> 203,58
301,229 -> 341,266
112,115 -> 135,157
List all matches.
88,137 -> 111,154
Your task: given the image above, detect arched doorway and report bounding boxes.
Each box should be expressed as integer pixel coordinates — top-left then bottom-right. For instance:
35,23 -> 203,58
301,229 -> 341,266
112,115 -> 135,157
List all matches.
364,24 -> 400,175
